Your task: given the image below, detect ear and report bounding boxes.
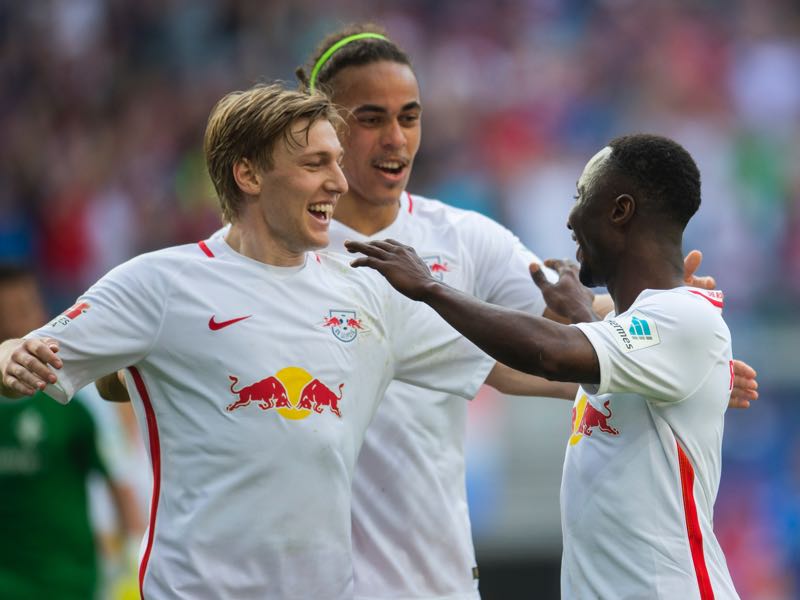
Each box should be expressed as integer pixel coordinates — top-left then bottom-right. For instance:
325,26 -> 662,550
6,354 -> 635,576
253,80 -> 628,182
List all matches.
611,194 -> 635,226
233,158 -> 261,196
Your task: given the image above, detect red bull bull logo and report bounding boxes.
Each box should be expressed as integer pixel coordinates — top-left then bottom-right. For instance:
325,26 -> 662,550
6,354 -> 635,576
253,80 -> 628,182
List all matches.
569,394 -> 619,446
226,366 -> 343,420
422,256 -> 450,281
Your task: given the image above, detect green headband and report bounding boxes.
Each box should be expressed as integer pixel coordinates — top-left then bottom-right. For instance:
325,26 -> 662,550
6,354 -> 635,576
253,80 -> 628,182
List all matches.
308,32 -> 389,92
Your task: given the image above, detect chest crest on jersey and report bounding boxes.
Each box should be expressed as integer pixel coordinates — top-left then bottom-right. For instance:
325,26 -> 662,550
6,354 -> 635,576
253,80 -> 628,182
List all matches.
422,255 -> 451,281
320,309 -> 368,342
569,394 -> 620,446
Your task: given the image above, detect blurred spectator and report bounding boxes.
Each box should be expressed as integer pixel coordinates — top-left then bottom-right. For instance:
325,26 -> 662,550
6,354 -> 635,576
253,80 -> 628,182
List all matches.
0,264 -> 141,600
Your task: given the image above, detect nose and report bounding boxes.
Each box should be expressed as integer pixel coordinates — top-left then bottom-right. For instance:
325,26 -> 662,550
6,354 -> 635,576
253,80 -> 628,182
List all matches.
381,118 -> 407,149
327,162 -> 348,195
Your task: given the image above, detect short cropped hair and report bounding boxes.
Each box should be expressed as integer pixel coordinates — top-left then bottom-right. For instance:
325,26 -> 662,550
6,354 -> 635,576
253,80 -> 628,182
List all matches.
295,23 -> 412,95
204,83 -> 343,223
607,134 -> 701,228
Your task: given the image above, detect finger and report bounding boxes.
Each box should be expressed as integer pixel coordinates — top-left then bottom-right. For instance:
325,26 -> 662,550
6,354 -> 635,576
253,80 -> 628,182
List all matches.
344,241 -> 390,259
683,250 -> 702,281
344,240 -> 371,254
7,361 -> 51,391
350,256 -> 381,270
367,239 -> 407,253
3,373 -> 38,397
733,375 -> 758,391
688,275 -> 717,290
729,388 -> 758,408
543,258 -> 580,278
29,339 -> 63,370
382,239 -> 413,251
728,396 -> 750,409
530,263 -> 551,289
732,359 -> 756,379
19,342 -> 61,382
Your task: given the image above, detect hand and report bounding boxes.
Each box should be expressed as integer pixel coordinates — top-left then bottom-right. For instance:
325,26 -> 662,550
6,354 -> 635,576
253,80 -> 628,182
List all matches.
95,370 -> 131,403
0,337 -> 62,398
683,250 -> 716,290
531,259 -> 597,324
345,239 -> 437,301
728,359 -> 758,409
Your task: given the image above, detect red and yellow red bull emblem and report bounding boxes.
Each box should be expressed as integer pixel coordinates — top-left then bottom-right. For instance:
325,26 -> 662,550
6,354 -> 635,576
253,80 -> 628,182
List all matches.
226,366 -> 343,420
569,394 -> 619,446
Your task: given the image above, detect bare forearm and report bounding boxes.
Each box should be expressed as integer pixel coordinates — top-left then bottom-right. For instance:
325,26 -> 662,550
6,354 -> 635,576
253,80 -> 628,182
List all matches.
421,281 -> 599,383
486,362 -> 579,399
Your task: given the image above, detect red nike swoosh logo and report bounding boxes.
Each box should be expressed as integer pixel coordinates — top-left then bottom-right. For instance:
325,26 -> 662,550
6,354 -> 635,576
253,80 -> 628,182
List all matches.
208,315 -> 251,331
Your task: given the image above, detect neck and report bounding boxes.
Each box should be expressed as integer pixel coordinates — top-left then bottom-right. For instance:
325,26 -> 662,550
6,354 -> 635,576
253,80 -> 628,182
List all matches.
225,219 -> 306,267
333,191 -> 401,235
607,236 -> 685,314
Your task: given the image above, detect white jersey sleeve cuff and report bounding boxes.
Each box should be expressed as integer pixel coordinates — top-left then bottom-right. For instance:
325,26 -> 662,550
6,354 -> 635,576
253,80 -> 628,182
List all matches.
24,333 -> 77,404
571,322 -> 610,395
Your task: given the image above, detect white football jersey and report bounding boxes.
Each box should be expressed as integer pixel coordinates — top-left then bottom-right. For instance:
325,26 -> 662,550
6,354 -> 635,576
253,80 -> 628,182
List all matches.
28,236 -> 494,600
565,287 -> 739,599
329,192 -> 550,599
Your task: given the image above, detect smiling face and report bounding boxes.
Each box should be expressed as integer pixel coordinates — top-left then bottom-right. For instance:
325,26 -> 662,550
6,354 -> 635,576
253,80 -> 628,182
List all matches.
254,118 -> 347,254
568,146 -> 615,287
329,61 -> 421,208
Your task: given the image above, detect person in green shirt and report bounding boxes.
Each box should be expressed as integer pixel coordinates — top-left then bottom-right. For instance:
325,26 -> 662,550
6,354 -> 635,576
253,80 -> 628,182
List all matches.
0,264 -> 138,600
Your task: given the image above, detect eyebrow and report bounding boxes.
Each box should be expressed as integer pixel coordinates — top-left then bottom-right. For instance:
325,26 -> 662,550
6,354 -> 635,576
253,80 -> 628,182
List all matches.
299,149 -> 344,161
353,101 -> 422,114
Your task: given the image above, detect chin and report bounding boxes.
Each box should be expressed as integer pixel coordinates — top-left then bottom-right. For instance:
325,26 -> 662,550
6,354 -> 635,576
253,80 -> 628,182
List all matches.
579,264 -> 598,288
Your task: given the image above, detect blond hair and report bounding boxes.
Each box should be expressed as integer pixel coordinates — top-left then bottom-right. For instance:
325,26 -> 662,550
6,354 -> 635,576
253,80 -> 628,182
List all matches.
204,82 -> 342,223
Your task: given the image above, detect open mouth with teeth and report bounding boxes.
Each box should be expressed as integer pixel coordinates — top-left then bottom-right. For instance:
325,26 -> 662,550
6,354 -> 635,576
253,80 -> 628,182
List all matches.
374,159 -> 407,179
308,203 -> 334,223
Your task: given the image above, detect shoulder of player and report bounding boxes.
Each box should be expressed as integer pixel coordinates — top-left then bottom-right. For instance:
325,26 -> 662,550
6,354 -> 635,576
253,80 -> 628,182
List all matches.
314,249 -> 404,302
408,193 -> 513,240
313,249 -> 384,282
628,287 -> 729,335
96,243 -> 203,293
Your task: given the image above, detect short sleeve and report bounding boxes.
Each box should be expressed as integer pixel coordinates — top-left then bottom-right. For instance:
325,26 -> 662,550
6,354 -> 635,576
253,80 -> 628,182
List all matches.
26,254 -> 170,403
462,212 -> 555,315
386,290 -> 495,400
572,293 -> 730,403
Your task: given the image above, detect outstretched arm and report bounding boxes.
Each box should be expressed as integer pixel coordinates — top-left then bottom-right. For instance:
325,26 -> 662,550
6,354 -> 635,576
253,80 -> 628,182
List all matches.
346,239 -> 600,384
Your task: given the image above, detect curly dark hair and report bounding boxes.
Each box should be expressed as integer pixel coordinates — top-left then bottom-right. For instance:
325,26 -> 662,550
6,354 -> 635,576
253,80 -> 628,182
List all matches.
295,23 -> 412,95
607,134 -> 701,228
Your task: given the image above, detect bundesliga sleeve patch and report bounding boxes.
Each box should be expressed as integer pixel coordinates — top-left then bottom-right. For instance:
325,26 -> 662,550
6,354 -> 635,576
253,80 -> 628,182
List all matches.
603,312 -> 660,353
47,301 -> 90,332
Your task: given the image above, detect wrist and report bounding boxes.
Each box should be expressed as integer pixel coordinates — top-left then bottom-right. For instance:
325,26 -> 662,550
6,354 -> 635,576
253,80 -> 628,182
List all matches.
418,278 -> 446,303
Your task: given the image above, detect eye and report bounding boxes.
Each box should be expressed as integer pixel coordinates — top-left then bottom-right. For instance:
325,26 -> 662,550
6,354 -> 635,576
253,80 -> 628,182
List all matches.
359,116 -> 382,126
400,114 -> 420,126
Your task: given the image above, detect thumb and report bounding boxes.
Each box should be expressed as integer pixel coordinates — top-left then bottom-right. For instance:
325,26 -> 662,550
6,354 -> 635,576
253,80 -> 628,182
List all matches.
530,263 -> 550,290
683,249 -> 703,282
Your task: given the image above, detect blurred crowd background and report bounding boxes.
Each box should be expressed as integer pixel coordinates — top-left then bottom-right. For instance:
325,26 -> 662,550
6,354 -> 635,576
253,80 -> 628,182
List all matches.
1,0 -> 798,598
